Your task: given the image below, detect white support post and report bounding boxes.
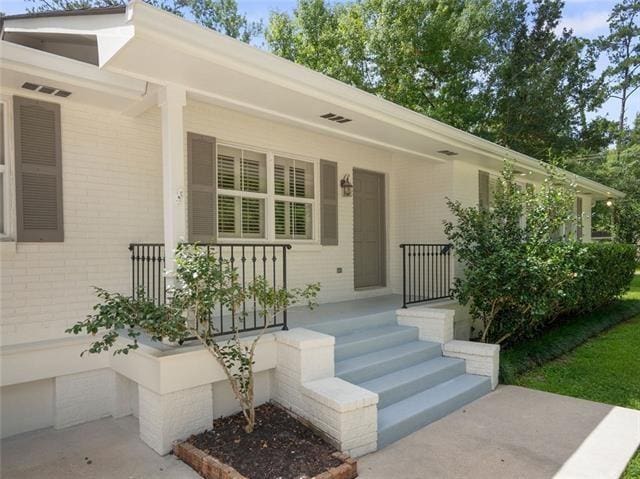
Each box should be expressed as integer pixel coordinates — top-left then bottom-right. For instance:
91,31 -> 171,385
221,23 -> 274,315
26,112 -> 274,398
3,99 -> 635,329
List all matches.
158,84 -> 187,281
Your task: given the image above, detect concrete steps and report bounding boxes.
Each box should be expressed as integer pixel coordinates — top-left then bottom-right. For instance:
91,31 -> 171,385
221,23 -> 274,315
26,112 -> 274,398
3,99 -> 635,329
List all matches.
377,374 -> 491,448
309,312 -> 492,450
359,356 -> 466,409
334,324 -> 419,362
335,340 -> 442,384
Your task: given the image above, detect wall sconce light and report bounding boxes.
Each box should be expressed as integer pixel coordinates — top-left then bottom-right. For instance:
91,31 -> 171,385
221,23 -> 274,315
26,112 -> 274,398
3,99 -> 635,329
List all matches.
606,197 -> 613,207
340,174 -> 353,197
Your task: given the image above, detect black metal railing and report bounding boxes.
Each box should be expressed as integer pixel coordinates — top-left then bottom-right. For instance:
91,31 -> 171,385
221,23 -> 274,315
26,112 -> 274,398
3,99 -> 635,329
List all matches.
400,243 -> 453,308
128,242 -> 291,336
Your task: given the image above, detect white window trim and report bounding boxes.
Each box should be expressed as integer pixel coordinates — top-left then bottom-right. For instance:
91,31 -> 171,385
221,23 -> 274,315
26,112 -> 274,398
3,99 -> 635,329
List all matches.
0,95 -> 15,241
215,141 -> 321,244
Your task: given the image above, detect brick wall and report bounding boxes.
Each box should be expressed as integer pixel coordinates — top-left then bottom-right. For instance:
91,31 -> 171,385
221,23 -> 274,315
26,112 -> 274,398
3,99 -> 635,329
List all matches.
0,89 -> 163,346
0,91 -> 471,348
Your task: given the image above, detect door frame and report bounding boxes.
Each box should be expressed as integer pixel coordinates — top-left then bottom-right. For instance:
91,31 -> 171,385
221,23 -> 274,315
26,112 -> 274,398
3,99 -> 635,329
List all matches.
353,167 -> 387,289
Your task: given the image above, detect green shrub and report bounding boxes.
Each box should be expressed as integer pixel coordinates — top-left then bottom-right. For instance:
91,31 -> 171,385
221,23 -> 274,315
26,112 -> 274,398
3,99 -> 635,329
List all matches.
444,161 -> 637,346
570,242 -> 637,313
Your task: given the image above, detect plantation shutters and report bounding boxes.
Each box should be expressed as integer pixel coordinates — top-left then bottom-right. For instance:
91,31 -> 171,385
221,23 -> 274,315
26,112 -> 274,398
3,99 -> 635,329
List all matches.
187,132 -> 217,242
478,170 -> 490,210
216,145 -> 266,239
14,96 -> 63,242
320,160 -> 338,245
274,156 -> 314,240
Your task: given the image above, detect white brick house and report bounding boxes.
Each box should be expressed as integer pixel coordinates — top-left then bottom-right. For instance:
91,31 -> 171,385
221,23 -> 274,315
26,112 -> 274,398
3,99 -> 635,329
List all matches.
0,2 -> 622,455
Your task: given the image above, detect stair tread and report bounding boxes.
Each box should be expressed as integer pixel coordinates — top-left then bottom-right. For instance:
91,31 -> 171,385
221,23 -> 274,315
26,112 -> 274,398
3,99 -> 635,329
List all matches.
336,340 -> 440,376
359,356 -> 464,394
378,374 -> 490,432
335,324 -> 417,345
308,311 -> 397,336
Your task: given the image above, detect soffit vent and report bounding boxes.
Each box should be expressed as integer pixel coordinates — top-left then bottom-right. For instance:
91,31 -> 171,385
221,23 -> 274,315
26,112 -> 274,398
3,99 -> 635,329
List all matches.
437,149 -> 458,156
320,112 -> 352,124
22,82 -> 72,98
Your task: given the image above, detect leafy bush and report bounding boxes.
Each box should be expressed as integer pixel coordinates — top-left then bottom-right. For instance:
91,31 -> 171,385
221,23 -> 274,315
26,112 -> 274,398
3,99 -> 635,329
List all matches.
67,244 -> 319,433
570,242 -> 637,313
444,162 -> 636,345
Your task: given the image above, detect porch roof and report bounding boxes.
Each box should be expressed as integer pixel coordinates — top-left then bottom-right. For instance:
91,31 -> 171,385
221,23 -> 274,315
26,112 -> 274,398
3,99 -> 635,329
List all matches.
0,1 -> 623,199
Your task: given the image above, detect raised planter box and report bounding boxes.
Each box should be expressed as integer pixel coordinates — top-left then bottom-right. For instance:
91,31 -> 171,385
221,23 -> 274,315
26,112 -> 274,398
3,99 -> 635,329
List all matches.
174,442 -> 357,479
173,403 -> 358,479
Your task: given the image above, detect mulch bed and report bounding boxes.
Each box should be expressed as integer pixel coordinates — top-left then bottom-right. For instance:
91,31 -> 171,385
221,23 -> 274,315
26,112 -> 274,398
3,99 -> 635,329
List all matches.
178,403 -> 356,479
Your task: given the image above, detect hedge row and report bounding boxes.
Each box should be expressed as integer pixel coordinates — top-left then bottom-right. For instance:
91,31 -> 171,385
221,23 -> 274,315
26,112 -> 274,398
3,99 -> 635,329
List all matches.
568,242 -> 637,314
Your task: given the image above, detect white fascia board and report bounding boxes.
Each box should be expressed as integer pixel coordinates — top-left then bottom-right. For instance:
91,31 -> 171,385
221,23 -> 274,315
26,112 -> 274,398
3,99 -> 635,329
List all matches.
1,12 -> 126,32
0,40 -> 146,99
123,1 -> 623,197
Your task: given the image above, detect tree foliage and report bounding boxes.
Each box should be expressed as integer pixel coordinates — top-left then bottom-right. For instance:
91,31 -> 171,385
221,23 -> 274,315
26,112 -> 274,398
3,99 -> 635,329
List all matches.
597,0 -> 640,136
67,244 -> 319,433
266,0 -> 613,161
444,162 -> 637,345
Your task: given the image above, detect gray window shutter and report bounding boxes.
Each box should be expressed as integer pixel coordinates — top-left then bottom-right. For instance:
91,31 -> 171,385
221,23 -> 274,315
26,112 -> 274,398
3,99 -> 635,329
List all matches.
14,96 -> 63,242
478,170 -> 490,210
187,132 -> 216,243
576,197 -> 583,239
320,160 -> 338,245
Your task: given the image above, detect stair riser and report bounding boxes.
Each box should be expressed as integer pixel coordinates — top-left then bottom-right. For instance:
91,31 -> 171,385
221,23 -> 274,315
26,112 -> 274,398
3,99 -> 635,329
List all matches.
310,313 -> 397,336
335,328 -> 419,362
337,346 -> 441,384
376,362 -> 466,409
377,380 -> 491,449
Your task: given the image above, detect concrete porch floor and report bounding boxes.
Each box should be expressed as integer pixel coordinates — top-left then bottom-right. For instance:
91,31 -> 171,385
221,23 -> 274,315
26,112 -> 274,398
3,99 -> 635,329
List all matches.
287,293 -> 403,329
2,386 -> 638,479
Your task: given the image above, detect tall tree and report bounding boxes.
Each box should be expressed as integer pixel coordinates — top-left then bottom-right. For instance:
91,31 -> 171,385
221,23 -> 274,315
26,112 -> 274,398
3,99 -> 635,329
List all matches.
598,0 -> 640,136
190,0 -> 261,43
486,0 -> 595,160
267,0 -> 499,131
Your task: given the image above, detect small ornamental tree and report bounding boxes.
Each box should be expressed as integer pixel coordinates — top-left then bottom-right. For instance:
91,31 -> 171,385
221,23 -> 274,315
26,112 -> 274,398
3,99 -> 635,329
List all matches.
444,162 -> 582,344
67,244 -> 319,433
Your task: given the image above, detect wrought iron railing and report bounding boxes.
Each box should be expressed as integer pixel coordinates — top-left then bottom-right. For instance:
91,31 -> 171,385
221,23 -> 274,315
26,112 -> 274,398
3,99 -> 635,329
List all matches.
400,243 -> 453,308
128,242 -> 291,335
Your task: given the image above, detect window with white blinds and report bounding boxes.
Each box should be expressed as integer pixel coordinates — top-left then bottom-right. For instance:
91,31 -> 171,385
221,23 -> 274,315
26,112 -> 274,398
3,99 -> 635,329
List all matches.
274,156 -> 314,240
216,145 -> 267,239
215,145 -> 318,242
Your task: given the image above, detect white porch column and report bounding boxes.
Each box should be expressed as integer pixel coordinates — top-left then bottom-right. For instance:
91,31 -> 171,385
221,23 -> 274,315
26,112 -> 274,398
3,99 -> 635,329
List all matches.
158,85 -> 187,278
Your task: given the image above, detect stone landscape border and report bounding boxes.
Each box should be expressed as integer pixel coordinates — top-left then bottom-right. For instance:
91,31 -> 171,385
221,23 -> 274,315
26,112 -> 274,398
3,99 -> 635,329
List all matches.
173,441 -> 358,479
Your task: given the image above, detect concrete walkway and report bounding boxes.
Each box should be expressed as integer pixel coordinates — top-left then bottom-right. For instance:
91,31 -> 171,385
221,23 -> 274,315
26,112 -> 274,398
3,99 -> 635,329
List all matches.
0,415 -> 199,479
359,386 -> 640,479
2,386 -> 638,479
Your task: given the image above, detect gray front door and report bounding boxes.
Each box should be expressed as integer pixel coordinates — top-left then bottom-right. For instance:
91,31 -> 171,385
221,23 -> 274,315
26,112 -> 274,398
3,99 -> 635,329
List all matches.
353,169 -> 386,289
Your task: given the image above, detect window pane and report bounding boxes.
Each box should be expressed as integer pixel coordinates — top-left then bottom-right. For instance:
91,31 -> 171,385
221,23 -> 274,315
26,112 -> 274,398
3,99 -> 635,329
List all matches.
218,195 -> 237,237
274,156 -> 314,199
241,197 -> 264,237
275,200 -> 286,236
241,150 -> 266,193
217,146 -> 266,193
274,164 -> 286,196
275,201 -> 312,240
218,146 -> 239,190
218,195 -> 265,238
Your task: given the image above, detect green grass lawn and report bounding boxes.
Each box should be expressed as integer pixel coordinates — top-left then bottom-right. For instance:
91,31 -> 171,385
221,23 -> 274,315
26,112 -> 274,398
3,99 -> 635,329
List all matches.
515,274 -> 640,478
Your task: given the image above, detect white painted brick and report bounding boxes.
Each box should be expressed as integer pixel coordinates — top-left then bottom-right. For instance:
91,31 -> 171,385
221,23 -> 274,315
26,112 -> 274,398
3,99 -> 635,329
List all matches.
443,340 -> 500,389
138,383 -> 213,455
54,368 -> 115,429
396,307 -> 455,343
